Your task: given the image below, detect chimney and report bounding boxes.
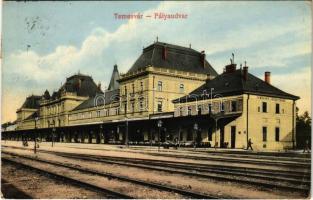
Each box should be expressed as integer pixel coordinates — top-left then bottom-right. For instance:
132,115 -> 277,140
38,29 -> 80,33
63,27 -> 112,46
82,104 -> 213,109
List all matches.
264,71 -> 271,84
200,51 -> 205,67
224,53 -> 237,73
225,64 -> 237,73
162,45 -> 168,60
243,66 -> 248,81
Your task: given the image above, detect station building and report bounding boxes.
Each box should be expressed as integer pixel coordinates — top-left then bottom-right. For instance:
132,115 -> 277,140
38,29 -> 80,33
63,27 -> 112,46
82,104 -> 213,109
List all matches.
3,41 -> 299,151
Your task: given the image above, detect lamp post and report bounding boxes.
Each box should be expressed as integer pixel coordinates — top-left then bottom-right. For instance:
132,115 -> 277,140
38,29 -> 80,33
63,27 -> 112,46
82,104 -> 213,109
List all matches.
193,123 -> 198,150
52,127 -> 56,147
211,113 -> 224,150
157,120 -> 163,152
100,124 -> 103,144
34,116 -> 39,154
125,119 -> 129,147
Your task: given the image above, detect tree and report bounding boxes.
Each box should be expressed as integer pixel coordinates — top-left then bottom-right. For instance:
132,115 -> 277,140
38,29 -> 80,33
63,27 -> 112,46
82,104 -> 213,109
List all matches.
296,108 -> 311,149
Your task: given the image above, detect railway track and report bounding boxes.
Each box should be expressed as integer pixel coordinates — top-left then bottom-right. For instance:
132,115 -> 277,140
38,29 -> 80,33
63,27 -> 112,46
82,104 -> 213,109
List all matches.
130,146 -> 311,159
51,151 -> 310,193
3,145 -> 310,169
2,148 -> 310,195
55,144 -> 311,163
2,152 -> 219,199
39,146 -> 311,167
3,145 -> 310,177
2,157 -> 132,199
58,153 -> 310,185
143,152 -> 310,168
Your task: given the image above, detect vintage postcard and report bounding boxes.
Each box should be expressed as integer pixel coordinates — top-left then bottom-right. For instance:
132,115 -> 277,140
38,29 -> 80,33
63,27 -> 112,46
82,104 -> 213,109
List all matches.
1,1 -> 312,199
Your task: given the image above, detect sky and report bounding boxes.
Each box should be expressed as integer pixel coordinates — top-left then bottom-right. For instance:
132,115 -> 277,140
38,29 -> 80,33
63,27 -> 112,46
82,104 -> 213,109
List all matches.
2,1 -> 312,123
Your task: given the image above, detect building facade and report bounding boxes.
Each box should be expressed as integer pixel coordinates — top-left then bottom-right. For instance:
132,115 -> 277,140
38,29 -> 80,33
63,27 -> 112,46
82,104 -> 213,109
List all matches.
172,64 -> 298,150
3,41 -> 299,151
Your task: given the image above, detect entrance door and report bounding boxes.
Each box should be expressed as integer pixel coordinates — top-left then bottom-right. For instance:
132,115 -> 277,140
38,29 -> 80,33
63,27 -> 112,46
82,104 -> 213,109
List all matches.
231,126 -> 236,148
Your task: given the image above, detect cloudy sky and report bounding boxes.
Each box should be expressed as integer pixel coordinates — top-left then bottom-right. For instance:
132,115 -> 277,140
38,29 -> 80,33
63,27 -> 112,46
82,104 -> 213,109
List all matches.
2,1 -> 311,123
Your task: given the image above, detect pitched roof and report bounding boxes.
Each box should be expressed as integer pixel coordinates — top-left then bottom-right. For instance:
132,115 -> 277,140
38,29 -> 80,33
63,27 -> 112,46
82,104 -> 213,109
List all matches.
127,42 -> 218,76
72,94 -> 105,111
107,65 -> 120,91
24,111 -> 39,120
43,90 -> 50,99
19,95 -> 41,109
173,68 -> 299,103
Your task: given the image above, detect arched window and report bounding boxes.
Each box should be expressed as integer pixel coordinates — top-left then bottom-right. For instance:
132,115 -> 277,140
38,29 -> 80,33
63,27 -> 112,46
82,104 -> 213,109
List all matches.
179,84 -> 184,93
157,81 -> 163,91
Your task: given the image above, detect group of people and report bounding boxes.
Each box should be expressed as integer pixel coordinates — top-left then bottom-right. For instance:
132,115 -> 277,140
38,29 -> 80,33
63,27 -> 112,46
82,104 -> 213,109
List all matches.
22,138 -> 40,148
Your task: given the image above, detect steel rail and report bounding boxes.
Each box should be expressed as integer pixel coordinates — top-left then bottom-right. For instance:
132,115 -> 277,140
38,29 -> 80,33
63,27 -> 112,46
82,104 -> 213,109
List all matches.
3,145 -> 310,177
57,152 -> 311,186
2,157 -> 133,199
2,152 -> 219,199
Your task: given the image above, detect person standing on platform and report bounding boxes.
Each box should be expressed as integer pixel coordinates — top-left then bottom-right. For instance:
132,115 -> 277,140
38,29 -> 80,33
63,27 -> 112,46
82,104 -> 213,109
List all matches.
303,139 -> 311,153
247,138 -> 253,150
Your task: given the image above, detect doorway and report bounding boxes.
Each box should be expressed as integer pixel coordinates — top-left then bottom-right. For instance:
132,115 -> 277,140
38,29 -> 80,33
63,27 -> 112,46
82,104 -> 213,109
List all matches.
231,126 -> 236,148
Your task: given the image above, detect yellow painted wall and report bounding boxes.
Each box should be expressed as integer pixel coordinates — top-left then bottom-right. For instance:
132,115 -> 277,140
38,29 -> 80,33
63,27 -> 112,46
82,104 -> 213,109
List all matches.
174,94 -> 296,151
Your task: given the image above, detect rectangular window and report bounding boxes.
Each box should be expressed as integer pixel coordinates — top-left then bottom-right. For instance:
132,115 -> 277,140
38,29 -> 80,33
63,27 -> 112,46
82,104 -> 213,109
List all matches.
275,127 -> 280,141
157,81 -> 163,91
131,102 -> 135,113
262,127 -> 267,142
262,102 -> 267,113
179,84 -> 184,93
123,104 -> 127,114
139,101 -> 143,110
157,101 -> 162,112
197,105 -> 202,115
140,81 -> 143,91
96,110 -> 100,117
124,86 -> 127,95
208,103 -> 212,113
187,106 -> 192,115
231,101 -> 237,112
179,107 -> 183,116
275,104 -> 280,114
132,84 -> 135,94
220,102 -> 225,112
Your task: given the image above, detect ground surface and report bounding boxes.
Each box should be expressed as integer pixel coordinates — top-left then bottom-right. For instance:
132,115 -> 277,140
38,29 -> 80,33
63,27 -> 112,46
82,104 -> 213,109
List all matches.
1,141 -> 311,199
